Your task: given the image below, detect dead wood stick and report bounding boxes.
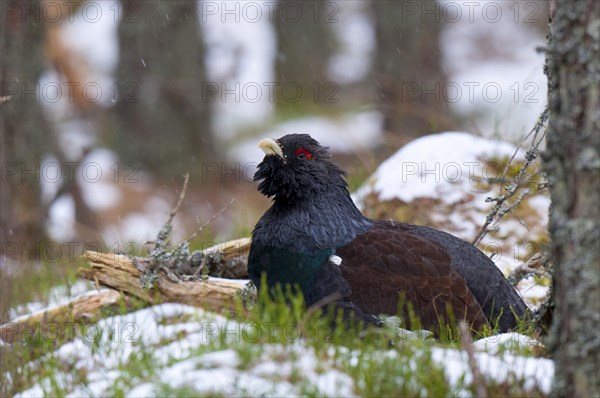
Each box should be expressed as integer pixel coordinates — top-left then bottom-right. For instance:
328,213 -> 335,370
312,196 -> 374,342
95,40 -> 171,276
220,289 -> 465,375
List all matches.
0,289 -> 122,344
178,198 -> 237,250
167,173 -> 189,226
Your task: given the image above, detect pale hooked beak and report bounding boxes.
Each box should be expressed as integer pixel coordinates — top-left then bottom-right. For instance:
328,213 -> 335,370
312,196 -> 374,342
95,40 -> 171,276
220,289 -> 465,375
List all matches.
257,138 -> 284,159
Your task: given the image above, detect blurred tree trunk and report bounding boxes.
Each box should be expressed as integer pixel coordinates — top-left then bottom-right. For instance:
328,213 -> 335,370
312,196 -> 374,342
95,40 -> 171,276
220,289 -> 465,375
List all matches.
0,1 -> 50,249
274,0 -> 336,114
544,1 -> 600,397
372,0 -> 453,139
111,1 -> 214,178
1,0 -> 51,322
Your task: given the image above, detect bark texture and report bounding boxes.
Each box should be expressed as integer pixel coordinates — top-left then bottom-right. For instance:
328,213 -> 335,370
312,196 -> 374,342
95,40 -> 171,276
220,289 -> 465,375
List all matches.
544,1 -> 600,397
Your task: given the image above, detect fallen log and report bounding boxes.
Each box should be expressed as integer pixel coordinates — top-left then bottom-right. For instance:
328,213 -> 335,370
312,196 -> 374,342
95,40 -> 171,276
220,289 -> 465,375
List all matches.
77,250 -> 250,314
201,237 -> 251,278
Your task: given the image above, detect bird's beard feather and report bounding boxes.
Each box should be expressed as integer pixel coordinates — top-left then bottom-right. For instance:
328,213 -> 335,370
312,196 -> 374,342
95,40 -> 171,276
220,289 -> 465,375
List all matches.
254,155 -> 348,202
252,184 -> 373,254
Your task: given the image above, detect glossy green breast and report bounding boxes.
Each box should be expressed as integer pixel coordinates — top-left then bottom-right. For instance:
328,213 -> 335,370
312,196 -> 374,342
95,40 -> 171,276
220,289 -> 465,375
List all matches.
248,244 -> 334,297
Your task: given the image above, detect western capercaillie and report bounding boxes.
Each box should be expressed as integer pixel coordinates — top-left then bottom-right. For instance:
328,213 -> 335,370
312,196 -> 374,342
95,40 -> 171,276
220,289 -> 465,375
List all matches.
248,134 -> 530,334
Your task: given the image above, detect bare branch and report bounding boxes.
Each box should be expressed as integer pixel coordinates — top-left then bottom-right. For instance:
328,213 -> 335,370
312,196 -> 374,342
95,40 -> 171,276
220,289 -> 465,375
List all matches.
177,198 -> 237,249
472,109 -> 549,245
507,252 -> 552,286
167,173 -> 190,226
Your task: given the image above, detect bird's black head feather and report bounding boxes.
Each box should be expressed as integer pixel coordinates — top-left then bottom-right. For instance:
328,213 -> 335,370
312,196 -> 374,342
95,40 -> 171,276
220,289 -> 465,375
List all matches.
254,134 -> 348,203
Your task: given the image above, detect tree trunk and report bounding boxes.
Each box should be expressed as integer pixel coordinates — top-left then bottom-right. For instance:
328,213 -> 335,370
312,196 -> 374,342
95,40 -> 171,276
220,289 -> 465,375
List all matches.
371,0 -> 453,139
274,0 -> 336,114
1,1 -> 52,322
544,1 -> 600,397
0,0 -> 50,248
111,0 -> 215,178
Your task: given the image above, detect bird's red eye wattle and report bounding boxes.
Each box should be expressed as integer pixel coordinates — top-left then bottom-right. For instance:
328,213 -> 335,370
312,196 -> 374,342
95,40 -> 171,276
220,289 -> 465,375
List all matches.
294,148 -> 313,160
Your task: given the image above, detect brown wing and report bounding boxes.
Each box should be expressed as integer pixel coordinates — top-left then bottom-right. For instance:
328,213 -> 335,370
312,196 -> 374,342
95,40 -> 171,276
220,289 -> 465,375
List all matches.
337,221 -> 489,333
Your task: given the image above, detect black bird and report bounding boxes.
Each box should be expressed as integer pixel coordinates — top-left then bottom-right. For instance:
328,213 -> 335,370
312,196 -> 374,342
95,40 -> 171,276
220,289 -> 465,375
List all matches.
248,134 -> 530,333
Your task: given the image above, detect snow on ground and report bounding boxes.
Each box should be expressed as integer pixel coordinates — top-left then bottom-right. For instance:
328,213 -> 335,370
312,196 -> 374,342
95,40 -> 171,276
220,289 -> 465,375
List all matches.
354,131 -> 550,307
13,303 -> 222,397
13,303 -> 553,397
354,131 -> 520,205
8,280 -> 95,320
431,342 -> 553,395
126,345 -> 356,397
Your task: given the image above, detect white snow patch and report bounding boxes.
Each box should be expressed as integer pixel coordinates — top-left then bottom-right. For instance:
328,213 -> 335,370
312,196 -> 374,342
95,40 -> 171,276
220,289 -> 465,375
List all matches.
355,131 -> 519,204
55,118 -> 98,161
40,154 -> 63,205
474,332 -> 539,355
78,148 -> 122,210
328,1 -> 375,84
432,344 -> 554,394
153,344 -> 356,397
47,194 -> 76,241
528,194 -> 550,224
9,281 -> 100,321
